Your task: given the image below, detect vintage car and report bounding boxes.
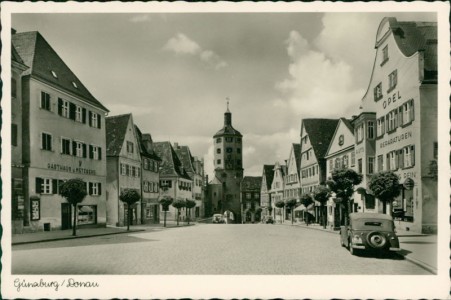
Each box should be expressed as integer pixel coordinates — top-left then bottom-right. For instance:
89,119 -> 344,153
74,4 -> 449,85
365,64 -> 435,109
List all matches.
212,214 -> 225,224
340,212 -> 401,255
264,216 -> 274,224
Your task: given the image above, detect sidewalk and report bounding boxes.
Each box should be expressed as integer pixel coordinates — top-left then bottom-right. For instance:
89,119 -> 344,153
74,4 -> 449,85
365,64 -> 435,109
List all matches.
11,220 -> 199,245
277,221 -> 438,274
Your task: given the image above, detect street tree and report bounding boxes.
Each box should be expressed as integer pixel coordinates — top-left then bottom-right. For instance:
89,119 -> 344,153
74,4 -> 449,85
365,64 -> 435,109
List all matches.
313,185 -> 330,229
185,199 -> 196,225
368,171 -> 401,215
274,200 -> 285,223
59,178 -> 87,236
119,189 -> 141,231
285,199 -> 297,225
300,193 -> 314,225
327,168 -> 363,225
172,198 -> 186,226
159,196 -> 173,227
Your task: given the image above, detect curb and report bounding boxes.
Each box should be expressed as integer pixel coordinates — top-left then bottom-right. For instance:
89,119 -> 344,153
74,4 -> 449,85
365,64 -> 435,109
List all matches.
276,222 -> 338,234
12,229 -> 146,246
397,253 -> 437,275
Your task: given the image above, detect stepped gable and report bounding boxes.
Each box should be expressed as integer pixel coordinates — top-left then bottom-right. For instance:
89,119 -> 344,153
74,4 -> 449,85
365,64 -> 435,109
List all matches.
106,114 -> 131,156
303,118 -> 339,160
12,31 -> 108,111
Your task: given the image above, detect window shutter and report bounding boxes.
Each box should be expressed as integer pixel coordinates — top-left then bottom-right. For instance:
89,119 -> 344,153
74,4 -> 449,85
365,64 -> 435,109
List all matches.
52,179 -> 58,194
72,141 -> 77,156
98,147 -> 102,160
98,183 -> 102,195
58,98 -> 63,115
89,111 -> 92,126
394,152 -> 399,170
82,143 -> 87,158
36,177 -> 43,193
89,145 -> 94,159
398,105 -> 403,125
394,109 -> 398,128
120,163 -> 123,175
97,114 -> 101,129
386,154 -> 390,170
410,99 -> 415,121
126,165 -> 130,176
58,180 -> 64,193
82,108 -> 87,124
69,103 -> 76,120
411,145 -> 415,166
398,149 -> 404,169
89,182 -> 93,195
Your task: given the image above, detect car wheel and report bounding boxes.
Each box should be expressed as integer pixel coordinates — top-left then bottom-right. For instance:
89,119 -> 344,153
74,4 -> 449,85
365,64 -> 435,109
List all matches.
367,231 -> 387,249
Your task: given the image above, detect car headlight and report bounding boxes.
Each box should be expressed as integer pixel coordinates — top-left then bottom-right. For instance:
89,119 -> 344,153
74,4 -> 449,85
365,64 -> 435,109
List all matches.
352,235 -> 363,243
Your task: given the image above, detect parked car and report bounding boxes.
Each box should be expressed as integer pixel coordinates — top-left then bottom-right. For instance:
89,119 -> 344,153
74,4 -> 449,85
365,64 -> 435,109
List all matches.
340,212 -> 400,256
264,216 -> 274,224
212,214 -> 225,224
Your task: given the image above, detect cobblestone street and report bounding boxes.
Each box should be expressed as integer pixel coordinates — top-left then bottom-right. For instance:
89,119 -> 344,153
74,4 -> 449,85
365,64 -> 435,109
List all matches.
12,224 -> 431,275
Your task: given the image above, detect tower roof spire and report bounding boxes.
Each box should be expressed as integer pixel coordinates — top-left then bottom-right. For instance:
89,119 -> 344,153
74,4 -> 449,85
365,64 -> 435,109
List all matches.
226,97 -> 230,112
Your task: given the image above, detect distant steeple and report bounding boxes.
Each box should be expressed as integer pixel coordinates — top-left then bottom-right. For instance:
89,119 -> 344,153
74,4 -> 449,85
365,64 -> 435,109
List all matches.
225,97 -> 232,126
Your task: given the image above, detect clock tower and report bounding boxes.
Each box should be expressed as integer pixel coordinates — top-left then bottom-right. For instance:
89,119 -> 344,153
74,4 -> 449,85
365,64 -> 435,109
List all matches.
211,102 -> 243,222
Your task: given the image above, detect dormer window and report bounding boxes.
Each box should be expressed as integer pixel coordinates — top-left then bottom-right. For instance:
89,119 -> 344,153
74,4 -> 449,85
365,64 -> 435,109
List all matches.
72,81 -> 78,89
51,70 -> 58,78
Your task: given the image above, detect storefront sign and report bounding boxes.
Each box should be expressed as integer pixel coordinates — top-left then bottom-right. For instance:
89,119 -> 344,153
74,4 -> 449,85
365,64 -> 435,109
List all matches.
47,163 -> 96,175
30,197 -> 40,221
403,171 -> 417,179
379,131 -> 412,149
382,90 -> 401,109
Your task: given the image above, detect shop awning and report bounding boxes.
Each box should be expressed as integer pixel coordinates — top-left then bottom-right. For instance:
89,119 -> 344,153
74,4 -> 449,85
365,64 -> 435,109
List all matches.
294,205 -> 306,211
79,206 -> 93,213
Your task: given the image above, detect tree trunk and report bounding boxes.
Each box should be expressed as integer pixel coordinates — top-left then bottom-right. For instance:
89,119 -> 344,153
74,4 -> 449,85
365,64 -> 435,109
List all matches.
186,208 -> 188,225
322,205 -> 327,229
127,204 -> 131,231
291,207 -> 294,225
72,204 -> 77,236
177,209 -> 180,226
163,210 -> 167,227
382,199 -> 387,214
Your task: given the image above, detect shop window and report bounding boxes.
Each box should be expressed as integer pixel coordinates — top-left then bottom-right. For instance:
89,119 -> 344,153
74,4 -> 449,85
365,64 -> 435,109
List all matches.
41,132 -> 52,151
61,138 -> 71,155
373,82 -> 383,101
387,69 -> 398,92
77,205 -> 97,225
11,124 -> 18,146
40,91 -> 51,111
393,188 -> 414,222
367,157 -> 375,174
367,121 -> 375,139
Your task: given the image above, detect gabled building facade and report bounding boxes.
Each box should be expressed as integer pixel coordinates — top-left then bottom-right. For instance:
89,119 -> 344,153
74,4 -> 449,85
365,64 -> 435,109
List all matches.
260,164 -> 275,219
153,141 -> 192,221
106,114 -> 142,226
240,176 -> 262,223
269,162 -> 285,223
283,144 -> 301,221
136,129 -> 161,224
12,31 -> 109,232
174,143 -> 204,220
299,118 -> 339,222
359,17 -> 437,233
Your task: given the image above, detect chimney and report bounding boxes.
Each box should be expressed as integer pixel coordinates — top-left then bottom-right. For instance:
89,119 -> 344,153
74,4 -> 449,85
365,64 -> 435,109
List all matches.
174,142 -> 179,149
11,28 -> 16,35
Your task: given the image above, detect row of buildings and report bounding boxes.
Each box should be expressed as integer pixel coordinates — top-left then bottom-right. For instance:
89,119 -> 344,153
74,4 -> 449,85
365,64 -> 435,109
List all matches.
11,30 -> 206,233
256,17 -> 437,234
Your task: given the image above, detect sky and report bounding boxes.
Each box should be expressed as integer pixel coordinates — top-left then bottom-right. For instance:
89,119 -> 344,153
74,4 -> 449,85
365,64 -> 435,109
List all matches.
11,11 -> 436,178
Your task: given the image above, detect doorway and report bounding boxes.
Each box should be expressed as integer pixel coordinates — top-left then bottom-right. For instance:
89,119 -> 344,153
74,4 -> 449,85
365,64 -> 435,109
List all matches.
61,203 -> 72,230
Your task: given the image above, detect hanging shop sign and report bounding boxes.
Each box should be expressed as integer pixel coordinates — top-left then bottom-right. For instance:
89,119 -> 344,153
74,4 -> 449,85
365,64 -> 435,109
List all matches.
403,178 -> 415,190
30,196 -> 40,221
